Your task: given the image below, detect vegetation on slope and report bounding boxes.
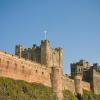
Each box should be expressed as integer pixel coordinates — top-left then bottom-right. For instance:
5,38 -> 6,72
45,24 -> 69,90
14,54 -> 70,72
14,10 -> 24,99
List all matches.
63,89 -> 100,100
83,90 -> 100,100
0,77 -> 100,100
0,77 -> 56,100
63,90 -> 77,100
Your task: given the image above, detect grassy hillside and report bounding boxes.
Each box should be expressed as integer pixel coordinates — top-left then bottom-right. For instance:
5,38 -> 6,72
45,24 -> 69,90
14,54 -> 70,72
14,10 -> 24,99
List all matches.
0,77 -> 76,100
0,77 -> 100,100
63,90 -> 77,100
83,90 -> 100,100
0,77 -> 56,100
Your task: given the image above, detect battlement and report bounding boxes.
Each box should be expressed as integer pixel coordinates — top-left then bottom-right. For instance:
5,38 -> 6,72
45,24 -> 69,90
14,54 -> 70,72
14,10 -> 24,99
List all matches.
0,50 -> 46,67
54,47 -> 63,51
92,63 -> 100,73
0,40 -> 64,100
71,60 -> 89,68
41,40 -> 50,44
0,40 -> 100,98
0,50 -> 52,86
15,40 -> 64,68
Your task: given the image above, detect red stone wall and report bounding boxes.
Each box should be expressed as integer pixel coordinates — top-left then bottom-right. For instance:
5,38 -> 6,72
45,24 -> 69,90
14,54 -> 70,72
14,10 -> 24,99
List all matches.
63,75 -> 90,93
62,75 -> 75,93
82,81 -> 90,91
0,51 -> 96,95
93,70 -> 100,94
51,67 -> 63,100
0,51 -> 51,87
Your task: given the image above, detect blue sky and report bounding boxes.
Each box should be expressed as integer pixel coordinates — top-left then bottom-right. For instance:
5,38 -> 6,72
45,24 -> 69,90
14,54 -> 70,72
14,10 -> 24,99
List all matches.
0,0 -> 100,74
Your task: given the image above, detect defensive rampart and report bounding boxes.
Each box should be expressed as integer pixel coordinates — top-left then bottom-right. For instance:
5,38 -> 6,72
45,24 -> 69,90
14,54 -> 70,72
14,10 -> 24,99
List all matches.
0,50 -> 99,95
92,70 -> 100,94
62,75 -> 75,93
82,81 -> 90,91
0,51 -> 51,87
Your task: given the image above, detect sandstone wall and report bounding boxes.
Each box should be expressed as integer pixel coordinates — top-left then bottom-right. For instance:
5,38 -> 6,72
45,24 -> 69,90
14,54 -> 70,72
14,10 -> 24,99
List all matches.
81,81 -> 90,91
62,75 -> 90,93
62,75 -> 75,93
0,51 -> 51,87
0,50 -> 98,95
93,70 -> 100,94
51,67 -> 63,100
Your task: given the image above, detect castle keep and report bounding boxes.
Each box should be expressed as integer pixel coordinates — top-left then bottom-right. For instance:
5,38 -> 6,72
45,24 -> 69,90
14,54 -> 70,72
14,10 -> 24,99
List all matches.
0,40 -> 100,100
71,60 -> 100,94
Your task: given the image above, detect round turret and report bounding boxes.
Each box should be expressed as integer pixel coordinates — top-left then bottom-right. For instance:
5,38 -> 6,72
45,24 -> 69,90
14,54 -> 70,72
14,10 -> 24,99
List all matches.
51,67 -> 63,100
41,40 -> 52,67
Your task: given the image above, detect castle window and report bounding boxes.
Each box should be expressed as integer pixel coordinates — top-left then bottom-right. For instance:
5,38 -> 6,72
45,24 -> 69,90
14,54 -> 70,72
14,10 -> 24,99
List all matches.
6,61 -> 9,68
78,68 -> 81,72
79,68 -> 82,72
42,72 -> 44,75
36,70 -> 38,73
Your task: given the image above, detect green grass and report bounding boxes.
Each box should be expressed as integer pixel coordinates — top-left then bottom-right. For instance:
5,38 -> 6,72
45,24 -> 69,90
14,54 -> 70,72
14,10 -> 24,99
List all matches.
83,90 -> 100,100
0,77 -> 56,100
63,90 -> 77,100
0,77 -> 100,100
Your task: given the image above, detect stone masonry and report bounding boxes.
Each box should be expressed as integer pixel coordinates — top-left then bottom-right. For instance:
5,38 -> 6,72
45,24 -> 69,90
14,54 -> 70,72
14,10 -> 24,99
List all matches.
0,40 -> 100,100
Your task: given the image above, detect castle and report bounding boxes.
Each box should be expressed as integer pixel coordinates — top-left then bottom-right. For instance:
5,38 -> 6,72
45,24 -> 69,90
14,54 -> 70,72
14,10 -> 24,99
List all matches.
0,39 -> 100,100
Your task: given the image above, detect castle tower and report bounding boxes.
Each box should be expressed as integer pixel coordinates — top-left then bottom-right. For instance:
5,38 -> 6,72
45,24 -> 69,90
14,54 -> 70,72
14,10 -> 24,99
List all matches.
90,63 -> 100,94
51,48 -> 64,100
71,62 -> 83,95
51,67 -> 63,100
15,44 -> 24,58
74,73 -> 83,95
52,48 -> 63,68
41,40 -> 52,67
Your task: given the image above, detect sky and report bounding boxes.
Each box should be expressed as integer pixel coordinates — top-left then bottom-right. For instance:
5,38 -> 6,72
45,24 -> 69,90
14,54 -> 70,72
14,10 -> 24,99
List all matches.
0,0 -> 100,74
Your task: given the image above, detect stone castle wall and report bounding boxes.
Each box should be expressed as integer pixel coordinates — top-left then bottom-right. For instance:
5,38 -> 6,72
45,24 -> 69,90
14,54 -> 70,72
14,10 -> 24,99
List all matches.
0,51 -> 51,87
92,70 -> 100,94
62,75 -> 90,93
0,50 -> 100,95
62,75 -> 75,93
0,50 -> 91,90
81,81 -> 90,91
15,40 -> 63,68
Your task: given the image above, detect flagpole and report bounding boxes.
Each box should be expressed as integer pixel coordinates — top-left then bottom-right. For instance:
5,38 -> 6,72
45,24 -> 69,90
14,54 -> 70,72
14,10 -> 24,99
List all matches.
44,30 -> 47,40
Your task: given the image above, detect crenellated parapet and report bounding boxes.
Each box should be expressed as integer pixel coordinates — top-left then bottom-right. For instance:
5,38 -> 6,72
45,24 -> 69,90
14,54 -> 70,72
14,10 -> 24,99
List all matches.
89,63 -> 100,94
1,39 -> 100,99
70,61 -> 83,95
15,44 -> 41,63
1,40 -> 64,100
0,50 -> 51,87
52,47 -> 63,68
15,40 -> 64,70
